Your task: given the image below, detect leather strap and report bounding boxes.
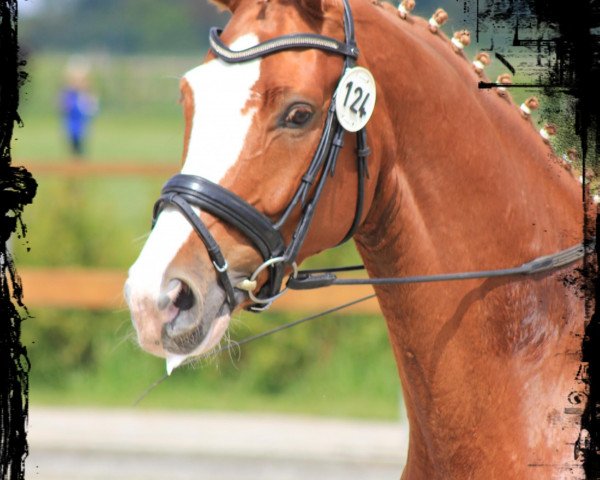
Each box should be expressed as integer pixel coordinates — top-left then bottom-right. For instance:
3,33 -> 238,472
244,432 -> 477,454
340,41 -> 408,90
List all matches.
154,176 -> 287,304
208,0 -> 358,65
287,240 -> 595,289
339,128 -> 369,244
158,175 -> 285,262
154,193 -> 238,306
209,28 -> 359,64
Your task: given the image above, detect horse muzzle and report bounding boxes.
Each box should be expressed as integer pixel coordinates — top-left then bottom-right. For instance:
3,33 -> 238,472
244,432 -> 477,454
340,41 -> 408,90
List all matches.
124,270 -> 241,366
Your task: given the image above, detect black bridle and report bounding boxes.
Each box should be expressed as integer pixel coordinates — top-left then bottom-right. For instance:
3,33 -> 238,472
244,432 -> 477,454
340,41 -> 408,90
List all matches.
153,0 -> 369,311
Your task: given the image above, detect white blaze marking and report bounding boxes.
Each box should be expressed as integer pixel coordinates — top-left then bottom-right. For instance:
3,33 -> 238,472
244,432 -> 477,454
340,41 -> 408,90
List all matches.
128,210 -> 194,298
183,34 -> 261,180
127,34 -> 261,301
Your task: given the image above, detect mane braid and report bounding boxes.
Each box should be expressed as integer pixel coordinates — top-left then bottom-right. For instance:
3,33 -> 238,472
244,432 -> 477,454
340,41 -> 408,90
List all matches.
357,0 -> 577,174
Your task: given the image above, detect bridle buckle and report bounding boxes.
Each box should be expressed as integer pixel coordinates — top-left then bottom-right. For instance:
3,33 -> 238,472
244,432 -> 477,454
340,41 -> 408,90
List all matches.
213,259 -> 229,273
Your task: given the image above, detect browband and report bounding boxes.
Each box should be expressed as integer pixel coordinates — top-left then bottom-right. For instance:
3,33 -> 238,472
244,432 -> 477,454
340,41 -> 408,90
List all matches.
209,27 -> 359,64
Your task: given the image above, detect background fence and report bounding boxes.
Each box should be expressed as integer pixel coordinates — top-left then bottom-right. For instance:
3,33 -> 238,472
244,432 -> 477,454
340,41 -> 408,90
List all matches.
17,160 -> 380,314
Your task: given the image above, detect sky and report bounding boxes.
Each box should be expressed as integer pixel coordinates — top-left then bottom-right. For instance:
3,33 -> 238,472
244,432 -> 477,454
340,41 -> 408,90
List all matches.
18,0 -> 45,17
17,0 -> 73,17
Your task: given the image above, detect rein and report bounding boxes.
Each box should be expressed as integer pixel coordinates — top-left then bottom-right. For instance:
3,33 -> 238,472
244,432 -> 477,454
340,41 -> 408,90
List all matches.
288,240 -> 596,289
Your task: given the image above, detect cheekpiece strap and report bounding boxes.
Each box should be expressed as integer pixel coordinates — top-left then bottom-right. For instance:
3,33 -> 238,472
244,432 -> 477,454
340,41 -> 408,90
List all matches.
209,27 -> 359,64
154,193 -> 238,307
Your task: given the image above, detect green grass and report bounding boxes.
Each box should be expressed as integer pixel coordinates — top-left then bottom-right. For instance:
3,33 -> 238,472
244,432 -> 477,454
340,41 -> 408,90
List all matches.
23,308 -> 401,420
12,176 -> 160,268
13,113 -> 184,162
14,52 -> 397,419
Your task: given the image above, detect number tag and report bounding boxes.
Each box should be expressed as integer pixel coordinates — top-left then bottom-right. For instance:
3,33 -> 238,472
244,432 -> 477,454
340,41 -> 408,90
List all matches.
335,67 -> 376,132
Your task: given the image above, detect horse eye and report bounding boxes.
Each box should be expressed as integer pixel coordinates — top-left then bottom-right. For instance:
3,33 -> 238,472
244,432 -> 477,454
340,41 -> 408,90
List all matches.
283,105 -> 313,128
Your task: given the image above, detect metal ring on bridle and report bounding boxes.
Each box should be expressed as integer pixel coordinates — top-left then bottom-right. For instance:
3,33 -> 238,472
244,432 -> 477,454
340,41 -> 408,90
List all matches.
246,257 -> 299,305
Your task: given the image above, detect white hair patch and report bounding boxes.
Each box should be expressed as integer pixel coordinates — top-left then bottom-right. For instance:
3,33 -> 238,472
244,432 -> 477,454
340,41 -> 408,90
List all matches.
127,34 -> 261,306
182,34 -> 262,181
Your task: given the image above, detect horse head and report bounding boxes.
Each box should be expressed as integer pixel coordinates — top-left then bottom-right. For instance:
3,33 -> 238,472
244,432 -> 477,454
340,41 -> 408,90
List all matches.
125,0 -> 379,370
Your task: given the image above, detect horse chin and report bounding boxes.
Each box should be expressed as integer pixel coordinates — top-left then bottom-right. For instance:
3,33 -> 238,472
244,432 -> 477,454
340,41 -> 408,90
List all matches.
161,289 -> 233,374
163,306 -> 232,374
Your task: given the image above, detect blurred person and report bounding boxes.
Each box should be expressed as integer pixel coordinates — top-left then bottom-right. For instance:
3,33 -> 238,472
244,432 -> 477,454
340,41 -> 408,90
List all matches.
60,62 -> 98,159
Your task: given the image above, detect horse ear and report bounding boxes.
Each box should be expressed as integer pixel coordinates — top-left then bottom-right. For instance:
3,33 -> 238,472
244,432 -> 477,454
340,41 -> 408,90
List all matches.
296,0 -> 328,18
210,0 -> 327,15
209,0 -> 241,13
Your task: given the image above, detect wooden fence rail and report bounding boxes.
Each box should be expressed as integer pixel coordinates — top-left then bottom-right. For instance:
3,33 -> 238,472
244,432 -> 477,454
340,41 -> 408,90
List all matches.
18,161 -> 178,177
18,268 -> 380,314
16,161 -> 380,314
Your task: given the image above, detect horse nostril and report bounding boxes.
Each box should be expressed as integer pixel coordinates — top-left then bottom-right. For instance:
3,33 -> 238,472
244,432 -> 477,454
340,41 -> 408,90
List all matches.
158,279 -> 183,310
173,281 -> 195,311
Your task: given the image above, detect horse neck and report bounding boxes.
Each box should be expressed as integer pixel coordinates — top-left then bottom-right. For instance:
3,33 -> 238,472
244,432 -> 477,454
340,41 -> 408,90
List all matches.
353,2 -> 585,283
349,3 -> 588,474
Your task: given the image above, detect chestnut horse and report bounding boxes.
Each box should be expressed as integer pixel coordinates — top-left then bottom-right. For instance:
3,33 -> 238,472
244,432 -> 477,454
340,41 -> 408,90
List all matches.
125,0 -> 593,477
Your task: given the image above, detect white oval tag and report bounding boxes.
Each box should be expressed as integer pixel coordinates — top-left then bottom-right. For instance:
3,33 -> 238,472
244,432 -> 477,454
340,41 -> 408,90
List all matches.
335,67 -> 376,132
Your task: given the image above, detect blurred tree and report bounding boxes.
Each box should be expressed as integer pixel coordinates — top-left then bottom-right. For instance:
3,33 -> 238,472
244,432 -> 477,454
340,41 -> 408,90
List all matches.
19,0 -> 230,54
18,0 -> 453,54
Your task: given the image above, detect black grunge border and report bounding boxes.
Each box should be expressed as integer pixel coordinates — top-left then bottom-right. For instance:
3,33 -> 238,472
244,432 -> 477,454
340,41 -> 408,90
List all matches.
472,0 -> 599,476
0,0 -> 597,478
0,0 -> 37,479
